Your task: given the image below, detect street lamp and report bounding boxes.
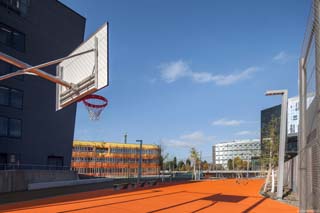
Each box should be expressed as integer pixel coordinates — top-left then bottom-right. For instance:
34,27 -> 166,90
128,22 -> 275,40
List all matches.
136,140 -> 143,184
198,151 -> 202,180
265,89 -> 288,199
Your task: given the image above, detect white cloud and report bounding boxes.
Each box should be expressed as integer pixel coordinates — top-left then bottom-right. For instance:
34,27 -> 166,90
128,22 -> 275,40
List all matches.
235,131 -> 257,136
190,72 -> 216,83
165,139 -> 193,148
272,51 -> 291,64
206,67 -> 257,86
159,60 -> 259,85
180,131 -> 214,142
148,78 -> 157,84
159,60 -> 190,83
164,131 -> 214,148
211,118 -> 244,126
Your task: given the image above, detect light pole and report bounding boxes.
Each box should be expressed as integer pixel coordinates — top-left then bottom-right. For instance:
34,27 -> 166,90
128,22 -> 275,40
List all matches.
265,89 -> 288,199
247,158 -> 250,178
136,140 -> 143,184
198,151 -> 201,180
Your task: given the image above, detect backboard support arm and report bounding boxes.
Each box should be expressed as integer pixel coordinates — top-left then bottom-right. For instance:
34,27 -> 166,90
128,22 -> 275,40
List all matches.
0,49 -> 95,89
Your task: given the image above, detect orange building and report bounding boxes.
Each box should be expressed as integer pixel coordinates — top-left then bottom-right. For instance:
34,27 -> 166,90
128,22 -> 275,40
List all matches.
71,140 -> 160,177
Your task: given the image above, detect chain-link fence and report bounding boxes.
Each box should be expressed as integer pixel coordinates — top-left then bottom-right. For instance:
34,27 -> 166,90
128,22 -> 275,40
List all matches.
299,0 -> 320,211
283,156 -> 298,193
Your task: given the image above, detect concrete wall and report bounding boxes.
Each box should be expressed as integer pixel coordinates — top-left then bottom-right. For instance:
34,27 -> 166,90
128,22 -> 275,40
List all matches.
28,177 -> 113,190
0,170 -> 78,193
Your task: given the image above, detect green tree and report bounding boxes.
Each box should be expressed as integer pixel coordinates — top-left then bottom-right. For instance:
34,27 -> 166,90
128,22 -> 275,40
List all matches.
186,158 -> 191,171
261,116 -> 280,168
158,145 -> 169,170
261,116 -> 280,192
227,159 -> 233,170
190,147 -> 199,180
177,160 -> 185,171
215,164 -> 224,170
202,160 -> 209,170
173,156 -> 177,170
180,164 -> 186,171
234,157 -> 243,170
164,160 -> 173,171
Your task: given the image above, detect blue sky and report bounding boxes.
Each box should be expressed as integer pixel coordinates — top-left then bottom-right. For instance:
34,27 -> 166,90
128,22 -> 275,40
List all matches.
61,0 -> 311,161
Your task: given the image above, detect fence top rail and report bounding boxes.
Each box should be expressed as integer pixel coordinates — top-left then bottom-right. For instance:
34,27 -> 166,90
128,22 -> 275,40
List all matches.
0,164 -> 70,170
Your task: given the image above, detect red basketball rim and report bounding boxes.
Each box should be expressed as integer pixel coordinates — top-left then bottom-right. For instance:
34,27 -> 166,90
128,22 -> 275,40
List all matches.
82,94 -> 108,108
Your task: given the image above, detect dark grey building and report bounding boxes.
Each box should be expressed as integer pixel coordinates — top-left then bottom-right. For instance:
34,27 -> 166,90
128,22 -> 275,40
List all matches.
0,0 -> 85,168
260,104 -> 297,161
260,104 -> 281,159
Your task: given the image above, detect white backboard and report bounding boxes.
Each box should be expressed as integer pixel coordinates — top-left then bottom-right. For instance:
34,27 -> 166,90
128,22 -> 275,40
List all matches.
56,23 -> 109,111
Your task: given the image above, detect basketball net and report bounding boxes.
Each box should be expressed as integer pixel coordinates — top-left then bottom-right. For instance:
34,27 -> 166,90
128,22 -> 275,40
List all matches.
82,94 -> 108,120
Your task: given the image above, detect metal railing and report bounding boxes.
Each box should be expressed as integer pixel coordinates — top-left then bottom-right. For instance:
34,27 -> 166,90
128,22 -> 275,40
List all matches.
0,163 -> 70,171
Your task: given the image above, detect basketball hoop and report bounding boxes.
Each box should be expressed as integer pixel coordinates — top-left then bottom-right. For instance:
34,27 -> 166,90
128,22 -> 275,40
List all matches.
82,94 -> 108,120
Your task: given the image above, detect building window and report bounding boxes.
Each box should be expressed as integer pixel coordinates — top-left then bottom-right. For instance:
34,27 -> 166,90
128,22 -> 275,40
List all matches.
9,64 -> 24,80
293,115 -> 298,120
290,124 -> 295,134
0,117 -> 22,138
9,118 -> 21,138
0,87 -> 9,105
47,156 -> 64,167
0,0 -> 29,16
96,148 -> 108,153
0,86 -> 23,109
0,61 -> 24,81
10,89 -> 23,108
0,116 -> 8,136
0,23 -> 25,52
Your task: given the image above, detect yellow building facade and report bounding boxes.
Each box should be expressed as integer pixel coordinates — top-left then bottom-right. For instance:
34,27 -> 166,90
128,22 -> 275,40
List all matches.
71,140 -> 160,177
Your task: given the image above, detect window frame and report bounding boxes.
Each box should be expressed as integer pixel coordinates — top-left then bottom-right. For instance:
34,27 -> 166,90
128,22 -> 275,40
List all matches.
8,118 -> 22,138
0,86 -> 10,106
0,0 -> 29,16
0,116 -> 22,139
9,88 -> 23,109
0,22 -> 26,52
0,86 -> 23,109
0,116 -> 8,137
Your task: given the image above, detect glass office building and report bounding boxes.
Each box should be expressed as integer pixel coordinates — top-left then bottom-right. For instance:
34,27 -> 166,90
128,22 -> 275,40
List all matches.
212,139 -> 260,169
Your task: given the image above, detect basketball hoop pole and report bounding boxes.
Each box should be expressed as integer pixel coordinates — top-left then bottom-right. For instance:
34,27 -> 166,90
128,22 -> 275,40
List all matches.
0,49 -> 95,88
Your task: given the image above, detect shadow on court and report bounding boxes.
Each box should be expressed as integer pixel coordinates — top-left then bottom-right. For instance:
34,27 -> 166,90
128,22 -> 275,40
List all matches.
0,179 -> 297,213
0,181 -> 191,212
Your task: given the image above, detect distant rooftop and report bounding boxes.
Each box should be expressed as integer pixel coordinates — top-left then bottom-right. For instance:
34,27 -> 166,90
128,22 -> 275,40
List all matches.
73,140 -> 159,148
214,139 -> 260,146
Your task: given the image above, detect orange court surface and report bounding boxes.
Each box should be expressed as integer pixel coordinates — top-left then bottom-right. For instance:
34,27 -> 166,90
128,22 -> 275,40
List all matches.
0,179 -> 297,213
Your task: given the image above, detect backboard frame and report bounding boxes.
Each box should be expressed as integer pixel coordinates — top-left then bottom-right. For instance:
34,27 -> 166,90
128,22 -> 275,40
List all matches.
56,22 -> 109,111
0,22 -> 109,112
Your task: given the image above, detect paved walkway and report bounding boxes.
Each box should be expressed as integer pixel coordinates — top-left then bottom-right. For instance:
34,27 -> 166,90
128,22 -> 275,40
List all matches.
0,179 -> 297,213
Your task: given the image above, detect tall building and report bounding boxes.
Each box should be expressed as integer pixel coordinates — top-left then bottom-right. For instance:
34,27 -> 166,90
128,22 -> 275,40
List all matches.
287,97 -> 299,156
260,104 -> 281,159
0,0 -> 85,168
287,97 -> 299,134
260,96 -> 313,159
212,139 -> 260,169
72,140 -> 161,177
287,95 -> 314,133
